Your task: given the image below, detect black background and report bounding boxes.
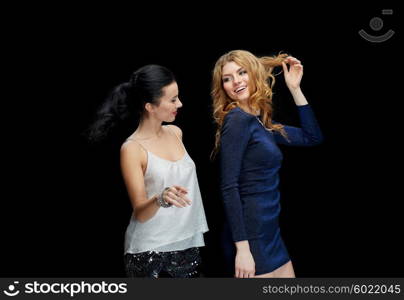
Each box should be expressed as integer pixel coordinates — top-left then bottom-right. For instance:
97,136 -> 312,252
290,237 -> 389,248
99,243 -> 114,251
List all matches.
1,4 -> 402,277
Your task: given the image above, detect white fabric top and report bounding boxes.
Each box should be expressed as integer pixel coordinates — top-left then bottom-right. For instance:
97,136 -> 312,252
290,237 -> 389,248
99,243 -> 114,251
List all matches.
124,129 -> 209,254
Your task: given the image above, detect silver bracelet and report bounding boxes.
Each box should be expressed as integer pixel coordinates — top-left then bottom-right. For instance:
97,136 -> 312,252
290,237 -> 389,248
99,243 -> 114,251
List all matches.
156,187 -> 172,208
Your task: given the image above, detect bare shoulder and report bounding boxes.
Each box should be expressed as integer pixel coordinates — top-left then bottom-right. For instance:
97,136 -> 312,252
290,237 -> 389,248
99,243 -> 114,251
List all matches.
166,124 -> 183,139
120,140 -> 147,166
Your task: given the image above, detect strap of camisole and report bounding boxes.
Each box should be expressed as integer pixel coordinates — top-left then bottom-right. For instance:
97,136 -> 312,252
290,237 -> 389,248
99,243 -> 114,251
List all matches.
165,125 -> 186,152
126,126 -> 185,154
125,137 -> 148,154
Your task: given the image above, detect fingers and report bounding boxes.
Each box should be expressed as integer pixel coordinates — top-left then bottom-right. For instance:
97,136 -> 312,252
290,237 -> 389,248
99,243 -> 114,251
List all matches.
285,56 -> 301,65
165,191 -> 188,207
235,268 -> 255,278
234,266 -> 255,278
173,185 -> 188,194
285,56 -> 303,69
235,269 -> 247,278
163,186 -> 191,208
282,61 -> 288,74
172,186 -> 191,206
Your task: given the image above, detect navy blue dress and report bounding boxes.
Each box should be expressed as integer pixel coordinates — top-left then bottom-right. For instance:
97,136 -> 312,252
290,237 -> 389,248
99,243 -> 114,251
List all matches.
220,104 -> 323,275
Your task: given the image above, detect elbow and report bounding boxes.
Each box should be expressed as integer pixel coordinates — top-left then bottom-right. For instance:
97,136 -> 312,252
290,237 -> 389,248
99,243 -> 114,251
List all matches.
220,184 -> 240,202
221,182 -> 238,193
133,210 -> 150,224
314,132 -> 325,145
311,135 -> 324,146
134,214 -> 148,223
307,132 -> 324,146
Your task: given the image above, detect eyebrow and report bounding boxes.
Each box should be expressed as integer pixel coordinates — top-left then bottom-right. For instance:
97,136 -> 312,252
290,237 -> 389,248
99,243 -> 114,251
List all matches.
222,67 -> 243,77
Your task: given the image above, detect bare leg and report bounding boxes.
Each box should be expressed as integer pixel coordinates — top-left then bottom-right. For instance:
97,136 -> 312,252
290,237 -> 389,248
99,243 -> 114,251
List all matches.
253,260 -> 295,278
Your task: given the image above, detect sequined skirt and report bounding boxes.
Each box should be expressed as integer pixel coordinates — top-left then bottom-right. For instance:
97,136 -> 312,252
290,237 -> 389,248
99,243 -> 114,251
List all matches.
124,247 -> 201,278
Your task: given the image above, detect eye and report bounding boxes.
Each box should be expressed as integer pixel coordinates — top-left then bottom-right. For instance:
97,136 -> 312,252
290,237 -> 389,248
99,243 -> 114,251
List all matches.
223,77 -> 231,83
239,70 -> 247,75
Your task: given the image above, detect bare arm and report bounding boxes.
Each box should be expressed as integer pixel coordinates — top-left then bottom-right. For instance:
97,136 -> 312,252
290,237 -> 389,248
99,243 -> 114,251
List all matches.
290,87 -> 308,106
282,56 -> 308,106
120,141 -> 160,223
120,140 -> 191,223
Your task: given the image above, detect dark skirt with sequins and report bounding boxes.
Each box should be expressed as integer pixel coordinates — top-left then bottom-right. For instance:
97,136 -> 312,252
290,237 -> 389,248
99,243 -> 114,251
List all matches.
124,247 -> 201,278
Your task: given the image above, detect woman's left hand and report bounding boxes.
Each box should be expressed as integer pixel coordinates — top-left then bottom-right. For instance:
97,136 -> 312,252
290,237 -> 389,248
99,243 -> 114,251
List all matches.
282,56 -> 303,91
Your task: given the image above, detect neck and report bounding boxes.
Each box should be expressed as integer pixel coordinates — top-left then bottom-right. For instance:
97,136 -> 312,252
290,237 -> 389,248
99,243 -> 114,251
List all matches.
238,100 -> 258,115
133,116 -> 163,140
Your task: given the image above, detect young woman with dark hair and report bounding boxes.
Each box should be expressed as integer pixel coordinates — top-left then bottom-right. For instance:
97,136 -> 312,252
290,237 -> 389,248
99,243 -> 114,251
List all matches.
88,65 -> 209,278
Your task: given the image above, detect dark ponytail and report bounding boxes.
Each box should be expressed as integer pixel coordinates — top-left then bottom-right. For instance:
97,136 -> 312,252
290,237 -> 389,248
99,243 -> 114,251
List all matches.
86,65 -> 175,143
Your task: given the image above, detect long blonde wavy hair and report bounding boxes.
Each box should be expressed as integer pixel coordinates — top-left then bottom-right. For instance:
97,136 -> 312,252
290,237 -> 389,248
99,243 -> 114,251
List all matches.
211,50 -> 288,159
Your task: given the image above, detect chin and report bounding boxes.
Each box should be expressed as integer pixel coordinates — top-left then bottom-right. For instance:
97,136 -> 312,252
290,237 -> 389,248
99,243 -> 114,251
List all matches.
232,93 -> 249,103
237,96 -> 249,102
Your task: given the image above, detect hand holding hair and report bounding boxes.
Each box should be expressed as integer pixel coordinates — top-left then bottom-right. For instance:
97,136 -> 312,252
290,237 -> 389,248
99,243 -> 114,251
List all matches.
282,56 -> 304,91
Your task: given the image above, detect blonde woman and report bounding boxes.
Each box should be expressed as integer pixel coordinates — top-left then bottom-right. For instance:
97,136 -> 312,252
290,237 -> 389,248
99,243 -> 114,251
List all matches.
212,50 -> 323,278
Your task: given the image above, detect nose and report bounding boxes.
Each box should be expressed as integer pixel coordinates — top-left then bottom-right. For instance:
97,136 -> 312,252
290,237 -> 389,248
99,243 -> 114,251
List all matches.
176,98 -> 183,108
233,75 -> 242,86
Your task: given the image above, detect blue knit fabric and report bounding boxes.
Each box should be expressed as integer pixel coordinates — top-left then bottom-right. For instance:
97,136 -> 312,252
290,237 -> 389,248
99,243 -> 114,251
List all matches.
220,104 -> 323,274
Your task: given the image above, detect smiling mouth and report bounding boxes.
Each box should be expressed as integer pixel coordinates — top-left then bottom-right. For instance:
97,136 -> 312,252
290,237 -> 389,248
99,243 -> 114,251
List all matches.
234,86 -> 246,94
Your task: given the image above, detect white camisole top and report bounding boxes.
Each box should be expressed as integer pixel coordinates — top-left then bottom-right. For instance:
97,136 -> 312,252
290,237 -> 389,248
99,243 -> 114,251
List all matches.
124,127 -> 209,254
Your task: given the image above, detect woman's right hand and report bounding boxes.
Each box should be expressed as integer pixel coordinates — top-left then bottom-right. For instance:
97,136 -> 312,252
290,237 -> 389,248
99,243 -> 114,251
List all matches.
235,249 -> 255,278
163,185 -> 191,208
